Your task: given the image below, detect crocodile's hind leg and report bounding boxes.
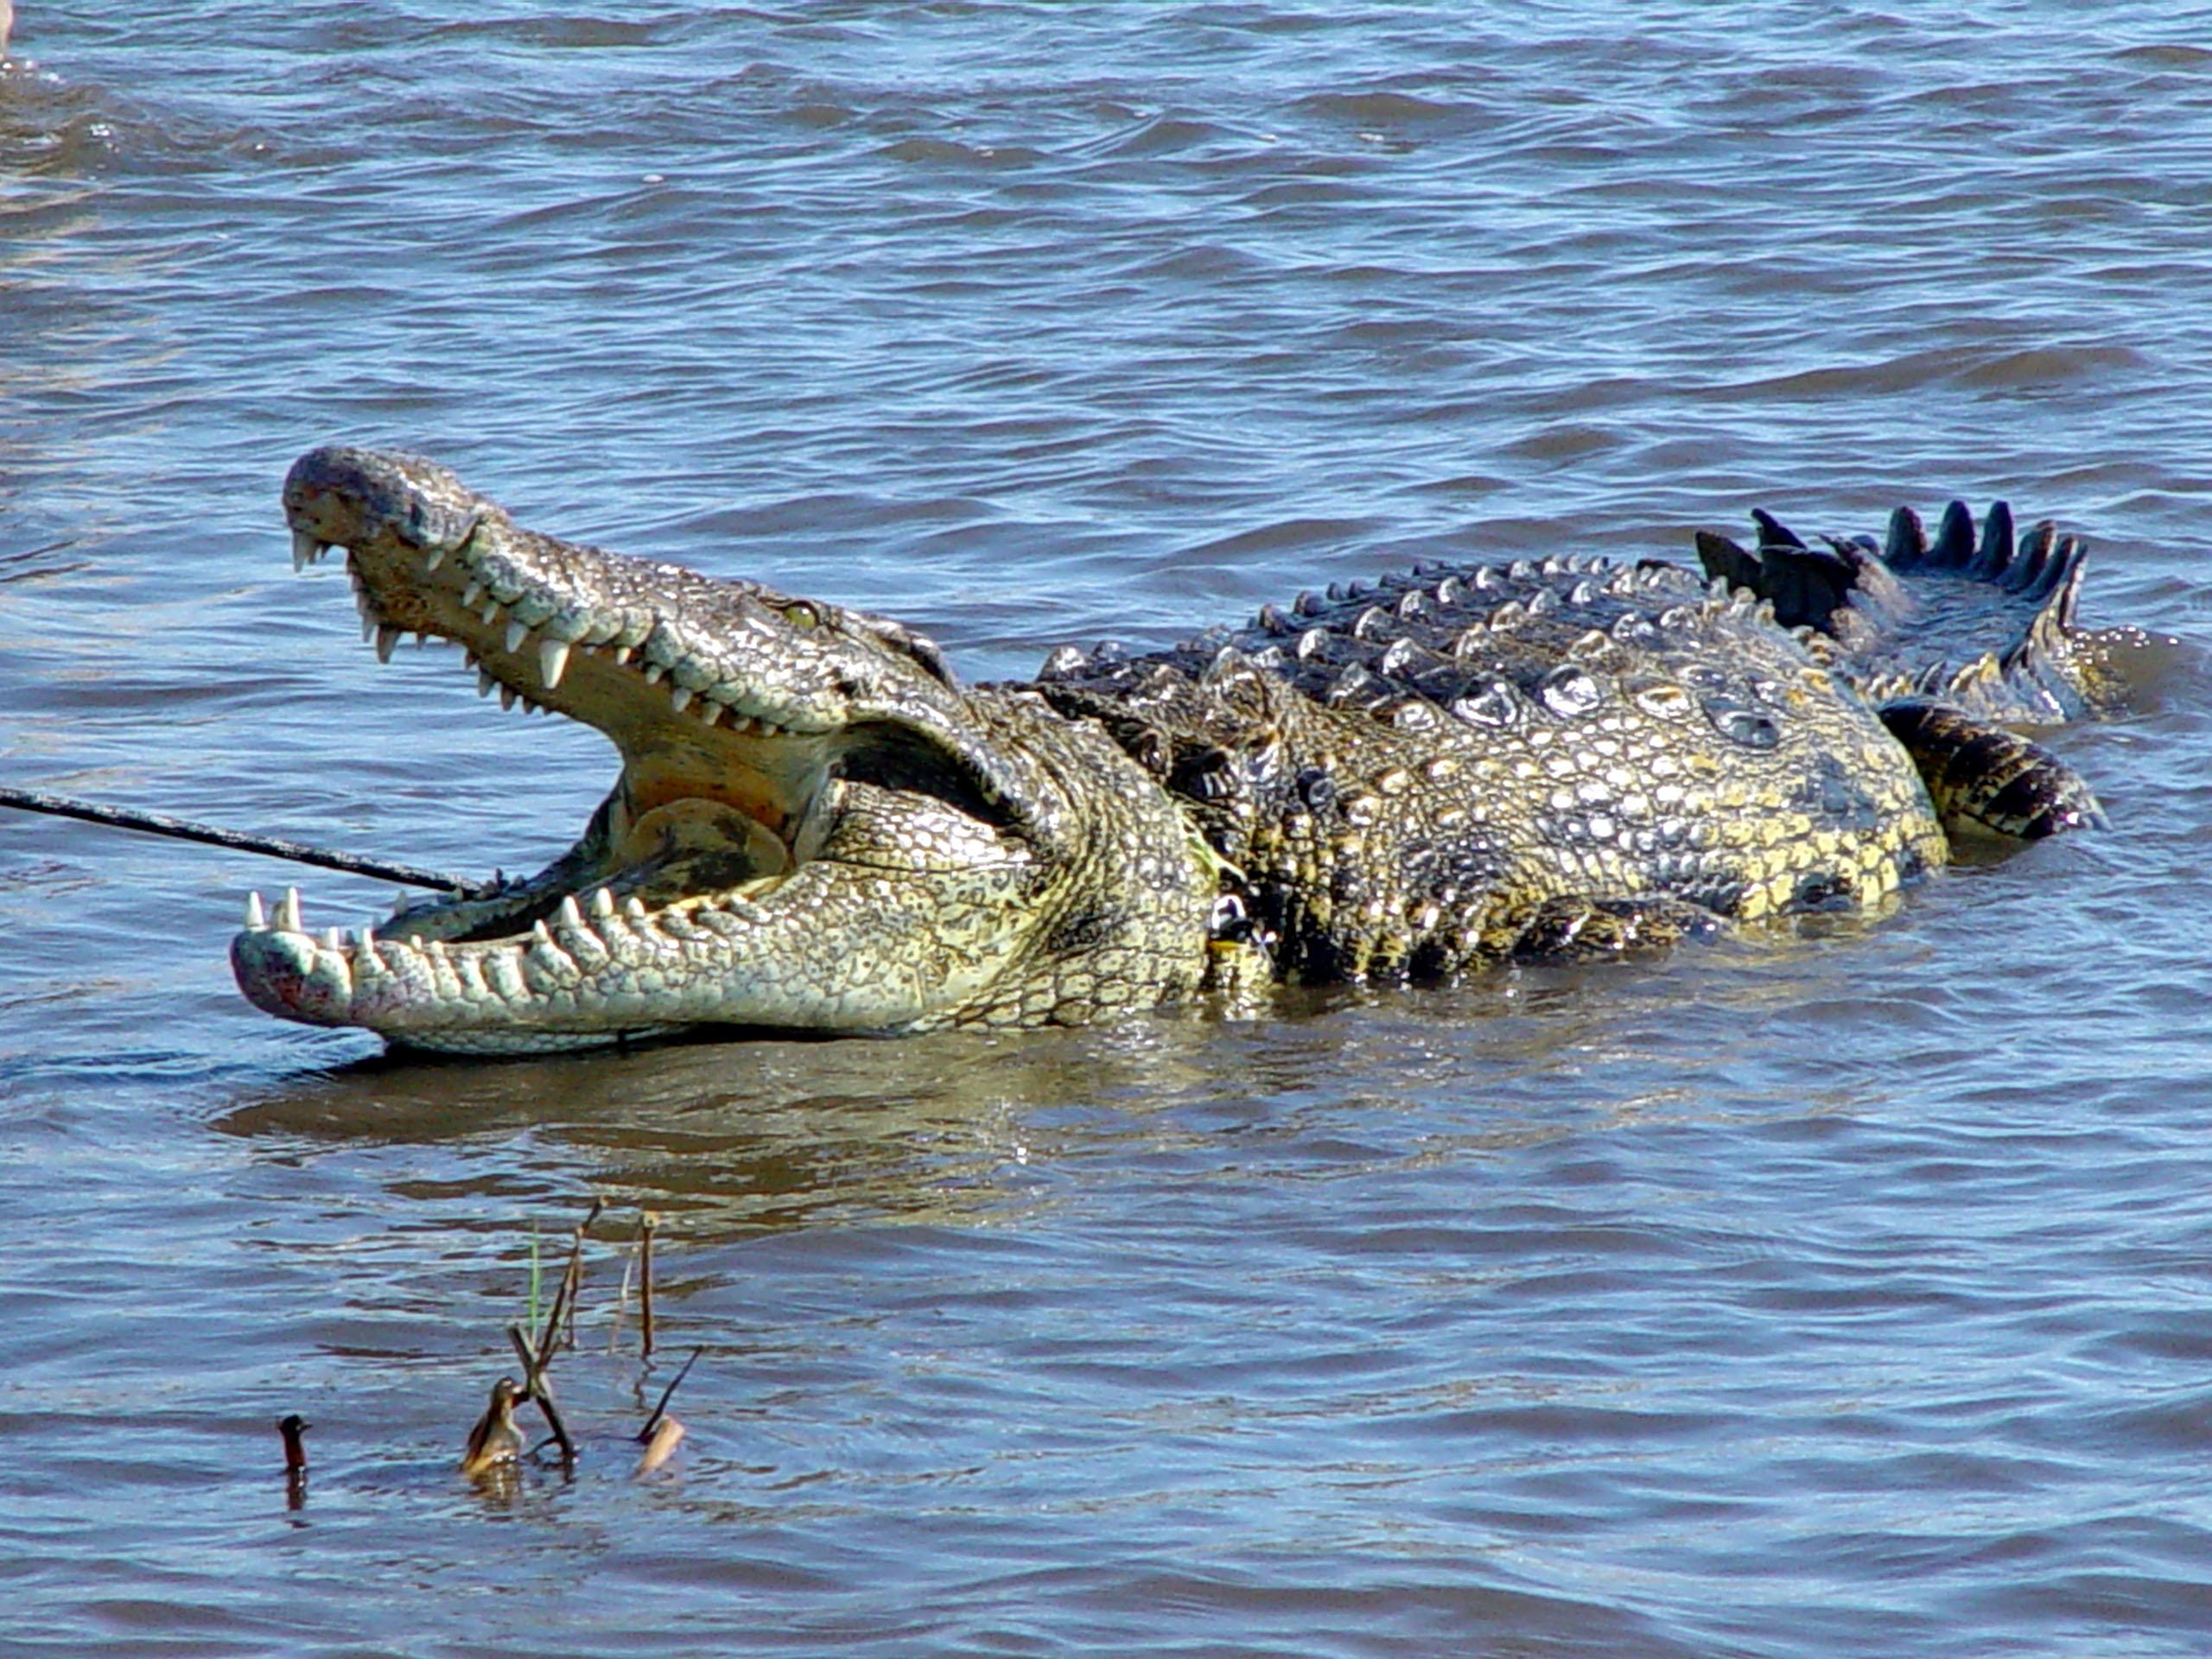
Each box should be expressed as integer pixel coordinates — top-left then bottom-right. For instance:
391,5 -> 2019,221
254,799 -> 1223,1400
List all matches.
1878,696 -> 2107,842
1495,893 -> 1730,964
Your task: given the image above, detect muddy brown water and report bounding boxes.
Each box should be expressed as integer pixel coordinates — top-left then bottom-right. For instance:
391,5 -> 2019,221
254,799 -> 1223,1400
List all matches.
5,5 -> 2212,1655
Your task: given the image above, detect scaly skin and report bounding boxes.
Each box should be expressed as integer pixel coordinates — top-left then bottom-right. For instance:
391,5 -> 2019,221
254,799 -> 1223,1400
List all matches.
1032,555 -> 1950,980
232,447 -> 2112,1053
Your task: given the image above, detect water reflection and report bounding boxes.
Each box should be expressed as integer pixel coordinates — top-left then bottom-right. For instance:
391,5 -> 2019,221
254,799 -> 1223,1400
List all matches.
214,1019 -> 1299,1236
206,956 -> 1836,1244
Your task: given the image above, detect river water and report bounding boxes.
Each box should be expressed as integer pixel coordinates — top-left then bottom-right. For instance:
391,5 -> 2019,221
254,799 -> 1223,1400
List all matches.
6,3 -> 2212,1654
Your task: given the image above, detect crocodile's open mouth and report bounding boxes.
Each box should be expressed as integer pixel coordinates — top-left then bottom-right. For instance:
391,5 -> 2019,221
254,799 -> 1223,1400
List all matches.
231,446 -> 1023,1053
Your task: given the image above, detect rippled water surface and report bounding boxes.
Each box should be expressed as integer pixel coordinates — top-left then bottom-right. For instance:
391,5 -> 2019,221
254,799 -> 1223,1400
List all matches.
7,4 -> 2212,1654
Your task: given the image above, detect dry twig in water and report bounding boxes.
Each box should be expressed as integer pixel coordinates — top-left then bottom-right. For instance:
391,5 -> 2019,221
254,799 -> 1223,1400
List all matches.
279,1413 -> 311,1508
610,1240 -> 637,1354
632,1345 -> 702,1477
639,1345 -> 702,1442
505,1325 -> 578,1464
460,1376 -> 527,1478
634,1416 -> 686,1477
537,1197 -> 603,1358
639,1211 -> 660,1360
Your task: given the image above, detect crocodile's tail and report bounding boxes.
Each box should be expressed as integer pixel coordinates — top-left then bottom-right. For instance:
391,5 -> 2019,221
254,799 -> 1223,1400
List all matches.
1694,499 -> 2135,727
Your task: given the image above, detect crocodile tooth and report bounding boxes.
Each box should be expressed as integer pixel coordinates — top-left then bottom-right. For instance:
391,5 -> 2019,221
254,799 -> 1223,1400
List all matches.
670,684 -> 693,712
726,713 -> 756,734
505,619 -> 531,655
290,530 -> 324,572
486,950 -> 526,1002
499,684 -> 518,712
480,599 -> 502,626
423,546 -> 444,573
461,580 -> 485,609
323,926 -> 342,951
375,626 -> 400,664
643,660 -> 665,684
589,887 -> 616,919
520,695 -> 543,716
533,919 -> 555,946
245,891 -> 267,930
557,894 -> 588,932
477,668 -> 497,697
278,887 -> 302,931
538,638 -> 570,689
623,895 -> 648,921
612,645 -> 634,665
697,698 -> 724,726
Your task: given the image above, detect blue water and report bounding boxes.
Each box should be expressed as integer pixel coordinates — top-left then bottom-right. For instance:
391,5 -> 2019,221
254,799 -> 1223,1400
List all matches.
5,4 -> 2212,1654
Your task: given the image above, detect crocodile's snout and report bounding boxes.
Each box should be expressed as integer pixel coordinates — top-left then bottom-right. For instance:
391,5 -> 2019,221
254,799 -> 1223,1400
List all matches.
283,445 -> 481,561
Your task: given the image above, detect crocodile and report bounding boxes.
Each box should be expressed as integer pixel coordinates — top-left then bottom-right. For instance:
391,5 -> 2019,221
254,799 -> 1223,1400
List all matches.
232,445 -> 2133,1054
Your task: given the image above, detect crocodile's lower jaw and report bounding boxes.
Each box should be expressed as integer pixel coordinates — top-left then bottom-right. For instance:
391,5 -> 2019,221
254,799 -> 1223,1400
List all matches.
232,893 -> 695,1055
228,794 -> 1014,1052
226,616 -> 846,1050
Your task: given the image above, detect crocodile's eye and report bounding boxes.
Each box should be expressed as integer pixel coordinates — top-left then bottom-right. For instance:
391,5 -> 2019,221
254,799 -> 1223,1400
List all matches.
783,602 -> 821,629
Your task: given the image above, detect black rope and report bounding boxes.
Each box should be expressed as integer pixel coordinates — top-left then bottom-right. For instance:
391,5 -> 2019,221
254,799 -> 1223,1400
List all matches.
0,785 -> 490,896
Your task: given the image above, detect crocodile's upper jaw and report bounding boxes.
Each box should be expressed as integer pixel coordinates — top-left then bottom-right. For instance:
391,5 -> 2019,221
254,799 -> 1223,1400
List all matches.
232,447 -> 1063,1053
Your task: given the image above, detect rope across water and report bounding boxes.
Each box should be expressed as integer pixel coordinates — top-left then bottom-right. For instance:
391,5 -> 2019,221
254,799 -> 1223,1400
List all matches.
0,785 -> 489,895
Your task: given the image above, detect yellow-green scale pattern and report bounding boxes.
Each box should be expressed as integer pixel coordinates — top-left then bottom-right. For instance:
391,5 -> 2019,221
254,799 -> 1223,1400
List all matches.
1036,553 -> 1949,982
